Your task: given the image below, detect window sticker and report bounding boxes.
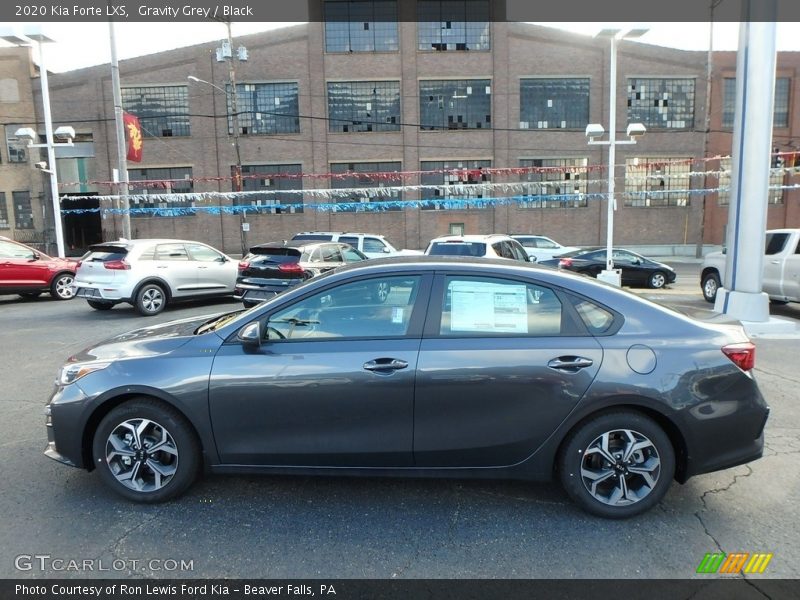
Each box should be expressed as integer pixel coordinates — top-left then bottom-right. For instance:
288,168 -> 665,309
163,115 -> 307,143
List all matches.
450,281 -> 528,333
392,307 -> 404,324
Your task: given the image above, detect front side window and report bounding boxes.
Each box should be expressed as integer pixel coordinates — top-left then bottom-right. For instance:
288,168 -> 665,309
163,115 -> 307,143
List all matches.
519,78 -> 589,130
723,77 -> 791,128
330,161 -> 402,211
121,86 -> 190,137
236,163 -> 303,214
342,246 -> 367,262
128,167 -> 194,217
266,275 -> 422,340
627,78 -> 695,129
328,81 -> 401,133
439,276 -> 563,337
419,79 -> 491,130
417,0 -> 490,51
363,237 -> 389,253
187,243 -> 223,262
324,0 -> 398,52
519,158 -> 588,208
625,157 -> 691,207
230,83 -> 300,135
420,159 -> 491,210
765,233 -> 789,255
12,191 -> 33,229
0,240 -> 34,258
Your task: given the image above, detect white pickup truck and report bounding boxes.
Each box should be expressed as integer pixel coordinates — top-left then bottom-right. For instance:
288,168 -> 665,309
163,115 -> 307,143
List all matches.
700,228 -> 800,304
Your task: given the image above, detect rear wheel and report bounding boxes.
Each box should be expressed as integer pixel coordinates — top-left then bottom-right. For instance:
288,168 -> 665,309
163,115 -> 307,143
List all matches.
135,283 -> 167,316
558,411 -> 675,518
87,300 -> 114,311
648,271 -> 667,289
92,398 -> 200,503
51,273 -> 75,300
701,272 -> 720,303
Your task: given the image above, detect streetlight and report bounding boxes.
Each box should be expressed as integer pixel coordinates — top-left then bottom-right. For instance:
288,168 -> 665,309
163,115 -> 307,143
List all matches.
1,27 -> 74,258
586,27 -> 649,287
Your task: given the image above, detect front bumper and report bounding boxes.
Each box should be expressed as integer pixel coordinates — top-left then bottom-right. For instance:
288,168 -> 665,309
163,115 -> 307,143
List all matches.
43,382 -> 92,470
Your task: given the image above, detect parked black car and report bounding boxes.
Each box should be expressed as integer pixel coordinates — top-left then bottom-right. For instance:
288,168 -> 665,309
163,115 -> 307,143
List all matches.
234,241 -> 368,307
46,257 -> 767,518
539,247 -> 677,289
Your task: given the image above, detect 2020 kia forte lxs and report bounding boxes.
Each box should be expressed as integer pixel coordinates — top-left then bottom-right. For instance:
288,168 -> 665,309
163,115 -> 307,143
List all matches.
45,257 -> 768,518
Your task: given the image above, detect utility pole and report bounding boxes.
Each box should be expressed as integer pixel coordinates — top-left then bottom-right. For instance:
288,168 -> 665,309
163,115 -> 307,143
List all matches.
224,20 -> 247,255
109,22 -> 131,240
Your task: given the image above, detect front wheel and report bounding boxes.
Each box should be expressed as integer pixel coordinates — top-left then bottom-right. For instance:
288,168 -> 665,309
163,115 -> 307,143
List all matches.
135,283 -> 167,316
701,272 -> 720,303
92,398 -> 201,503
648,271 -> 667,289
51,273 -> 75,300
558,411 -> 675,518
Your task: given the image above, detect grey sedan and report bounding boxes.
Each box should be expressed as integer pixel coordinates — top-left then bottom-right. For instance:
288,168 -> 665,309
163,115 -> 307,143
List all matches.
45,257 -> 768,518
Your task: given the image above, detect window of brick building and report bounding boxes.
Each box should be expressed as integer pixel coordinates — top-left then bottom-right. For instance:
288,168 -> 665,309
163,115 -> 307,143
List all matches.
0,192 -> 9,229
627,78 -> 695,130
235,164 -> 304,213
519,78 -> 590,130
330,161 -> 402,211
717,157 -> 784,205
12,191 -> 33,229
518,158 -> 589,208
419,79 -> 492,130
228,82 -> 300,135
121,86 -> 190,137
722,77 -> 791,129
625,157 -> 691,207
324,0 -> 399,52
128,167 -> 194,217
328,81 -> 401,132
417,0 -> 490,51
420,159 -> 491,210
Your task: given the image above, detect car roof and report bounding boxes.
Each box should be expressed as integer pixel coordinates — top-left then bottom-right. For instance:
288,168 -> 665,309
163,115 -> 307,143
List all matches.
249,240 -> 346,251
293,231 -> 386,238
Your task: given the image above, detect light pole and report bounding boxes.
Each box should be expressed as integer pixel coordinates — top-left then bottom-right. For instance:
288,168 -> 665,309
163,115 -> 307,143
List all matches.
1,27 -> 73,258
586,28 -> 648,286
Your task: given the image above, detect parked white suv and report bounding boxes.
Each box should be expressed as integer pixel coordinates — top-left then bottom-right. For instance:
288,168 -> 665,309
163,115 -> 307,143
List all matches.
425,234 -> 531,262
510,234 -> 579,262
72,239 -> 238,316
291,232 -> 422,259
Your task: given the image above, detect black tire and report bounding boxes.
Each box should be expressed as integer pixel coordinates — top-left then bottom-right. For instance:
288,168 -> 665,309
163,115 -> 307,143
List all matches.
769,298 -> 789,306
50,272 -> 75,300
18,291 -> 42,299
701,272 -> 720,303
87,300 -> 115,311
92,398 -> 201,503
558,411 -> 675,519
648,271 -> 667,289
135,283 -> 167,316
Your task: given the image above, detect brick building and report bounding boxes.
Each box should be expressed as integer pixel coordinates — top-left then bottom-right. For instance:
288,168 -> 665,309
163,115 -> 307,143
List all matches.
18,8 -> 760,255
0,46 -> 47,249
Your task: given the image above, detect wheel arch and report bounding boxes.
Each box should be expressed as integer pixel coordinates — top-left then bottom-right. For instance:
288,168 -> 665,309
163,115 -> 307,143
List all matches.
700,266 -> 721,282
132,277 -> 173,302
80,389 -> 205,472
553,398 -> 690,483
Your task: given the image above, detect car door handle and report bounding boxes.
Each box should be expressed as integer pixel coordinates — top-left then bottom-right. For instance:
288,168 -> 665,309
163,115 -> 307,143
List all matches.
363,358 -> 409,372
156,265 -> 168,269
770,260 -> 780,264
198,266 -> 209,269
547,356 -> 594,372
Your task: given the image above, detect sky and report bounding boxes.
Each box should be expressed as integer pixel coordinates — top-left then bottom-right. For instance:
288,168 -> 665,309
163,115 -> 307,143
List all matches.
1,22 -> 799,73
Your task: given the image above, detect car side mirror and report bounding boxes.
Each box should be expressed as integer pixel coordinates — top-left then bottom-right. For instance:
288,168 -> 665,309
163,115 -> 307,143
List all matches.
29,253 -> 40,261
382,248 -> 391,253
238,322 -> 261,348
217,256 -> 228,263
632,258 -> 641,265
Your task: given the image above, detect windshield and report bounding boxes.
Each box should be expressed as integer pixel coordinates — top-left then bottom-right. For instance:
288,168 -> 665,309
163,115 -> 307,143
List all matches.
194,310 -> 246,335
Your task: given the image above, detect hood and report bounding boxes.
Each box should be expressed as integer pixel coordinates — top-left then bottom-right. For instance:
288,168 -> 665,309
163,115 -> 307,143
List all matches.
68,313 -> 224,363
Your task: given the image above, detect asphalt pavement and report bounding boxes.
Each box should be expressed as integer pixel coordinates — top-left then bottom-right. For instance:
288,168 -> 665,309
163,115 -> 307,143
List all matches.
1,262 -> 798,580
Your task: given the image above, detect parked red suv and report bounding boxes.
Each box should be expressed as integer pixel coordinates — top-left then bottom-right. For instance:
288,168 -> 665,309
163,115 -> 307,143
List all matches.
0,236 -> 77,300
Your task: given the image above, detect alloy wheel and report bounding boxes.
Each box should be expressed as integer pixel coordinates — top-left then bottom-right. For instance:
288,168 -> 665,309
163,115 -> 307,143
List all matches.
650,273 -> 666,289
580,429 -> 661,506
54,275 -> 75,299
105,418 -> 178,492
141,288 -> 164,313
704,277 -> 718,300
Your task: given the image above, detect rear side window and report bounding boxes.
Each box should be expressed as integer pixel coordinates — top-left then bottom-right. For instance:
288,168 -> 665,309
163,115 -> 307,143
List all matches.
439,276 -> 563,336
571,297 -> 616,335
155,244 -> 189,261
428,242 -> 487,257
339,236 -> 360,248
84,245 -> 129,262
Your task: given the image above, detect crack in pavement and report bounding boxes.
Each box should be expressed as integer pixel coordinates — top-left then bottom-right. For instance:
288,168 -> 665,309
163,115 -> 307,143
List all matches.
90,512 -> 161,576
754,367 -> 800,386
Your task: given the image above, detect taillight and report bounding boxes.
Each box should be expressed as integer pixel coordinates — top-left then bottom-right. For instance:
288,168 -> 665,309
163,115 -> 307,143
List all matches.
722,342 -> 755,371
278,263 -> 305,274
103,260 -> 130,270
238,261 -> 249,271
559,258 -> 573,268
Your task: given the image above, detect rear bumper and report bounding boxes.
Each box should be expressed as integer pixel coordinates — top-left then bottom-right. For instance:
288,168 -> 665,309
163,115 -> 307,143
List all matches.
234,280 -> 300,302
72,282 -> 130,302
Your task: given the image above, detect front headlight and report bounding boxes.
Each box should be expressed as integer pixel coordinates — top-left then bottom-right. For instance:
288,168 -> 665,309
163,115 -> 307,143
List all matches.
59,362 -> 111,386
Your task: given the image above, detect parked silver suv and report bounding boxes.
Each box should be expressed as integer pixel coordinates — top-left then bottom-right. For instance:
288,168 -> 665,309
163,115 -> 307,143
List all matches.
72,239 -> 238,316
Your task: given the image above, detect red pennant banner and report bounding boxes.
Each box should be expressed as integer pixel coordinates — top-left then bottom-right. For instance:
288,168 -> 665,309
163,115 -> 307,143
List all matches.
123,112 -> 143,163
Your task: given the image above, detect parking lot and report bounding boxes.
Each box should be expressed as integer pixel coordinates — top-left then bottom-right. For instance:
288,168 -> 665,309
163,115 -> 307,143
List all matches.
1,261 -> 799,580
